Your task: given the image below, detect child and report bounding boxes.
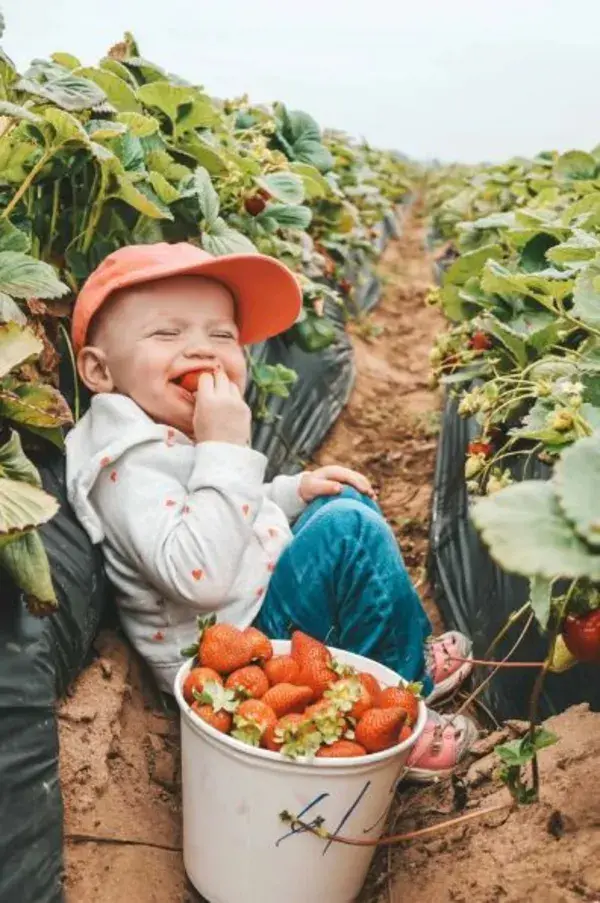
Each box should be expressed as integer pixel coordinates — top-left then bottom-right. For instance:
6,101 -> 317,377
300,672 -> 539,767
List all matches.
65,242 -> 477,781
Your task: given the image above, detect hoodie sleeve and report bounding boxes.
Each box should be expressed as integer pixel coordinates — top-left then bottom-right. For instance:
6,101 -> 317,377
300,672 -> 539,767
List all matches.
262,473 -> 307,522
89,439 -> 268,610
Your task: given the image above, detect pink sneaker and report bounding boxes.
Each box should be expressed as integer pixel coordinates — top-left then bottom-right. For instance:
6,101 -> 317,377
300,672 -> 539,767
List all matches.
425,630 -> 474,704
403,709 -> 479,783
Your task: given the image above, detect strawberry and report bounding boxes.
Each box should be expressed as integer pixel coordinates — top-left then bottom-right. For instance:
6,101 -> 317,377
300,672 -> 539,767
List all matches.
231,699 -> 277,747
244,189 -> 270,217
304,700 -> 347,745
298,659 -> 337,702
243,627 -> 273,663
183,666 -> 222,705
225,665 -> 269,699
290,630 -> 332,668
191,703 -> 232,734
379,685 -> 420,727
198,621 -> 253,675
358,672 -> 382,706
316,740 -> 367,758
355,707 -> 407,753
325,677 -> 373,719
178,369 -> 215,394
563,611 -> 600,663
398,724 -> 413,743
468,331 -> 492,351
264,713 -> 321,758
468,440 -> 493,458
264,654 -> 301,686
261,683 -> 314,718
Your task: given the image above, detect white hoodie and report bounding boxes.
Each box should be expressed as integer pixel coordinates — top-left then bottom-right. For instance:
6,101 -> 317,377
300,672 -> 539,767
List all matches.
65,394 -> 306,693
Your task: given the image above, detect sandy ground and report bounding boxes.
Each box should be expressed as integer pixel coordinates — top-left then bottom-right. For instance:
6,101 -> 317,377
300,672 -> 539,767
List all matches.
60,203 -> 600,903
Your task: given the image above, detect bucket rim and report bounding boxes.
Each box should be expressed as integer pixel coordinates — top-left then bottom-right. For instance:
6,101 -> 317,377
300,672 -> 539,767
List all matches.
173,640 -> 427,769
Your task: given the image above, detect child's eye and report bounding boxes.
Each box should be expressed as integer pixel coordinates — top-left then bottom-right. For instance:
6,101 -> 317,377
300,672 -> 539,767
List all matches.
151,328 -> 180,338
212,331 -> 235,339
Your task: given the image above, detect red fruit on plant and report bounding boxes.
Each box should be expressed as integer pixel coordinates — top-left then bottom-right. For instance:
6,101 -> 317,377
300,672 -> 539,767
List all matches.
261,683 -> 314,718
244,189 -> 270,217
263,654 -> 301,686
191,702 -> 232,734
358,672 -> 382,706
379,686 -> 420,727
225,665 -> 269,699
355,707 -> 407,753
183,667 -> 223,704
563,611 -> 600,663
469,331 -> 492,351
199,623 -> 253,675
339,279 -> 352,295
243,627 -> 273,663
316,740 -> 367,758
468,440 -> 493,458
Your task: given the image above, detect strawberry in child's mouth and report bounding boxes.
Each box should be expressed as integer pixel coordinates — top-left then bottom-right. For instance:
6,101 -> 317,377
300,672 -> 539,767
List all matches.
174,366 -> 218,394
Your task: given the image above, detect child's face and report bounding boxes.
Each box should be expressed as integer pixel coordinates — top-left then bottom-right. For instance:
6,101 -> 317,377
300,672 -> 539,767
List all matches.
78,274 -> 247,435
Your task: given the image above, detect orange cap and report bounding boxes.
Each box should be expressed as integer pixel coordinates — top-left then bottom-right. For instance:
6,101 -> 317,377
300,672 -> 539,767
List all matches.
71,242 -> 303,352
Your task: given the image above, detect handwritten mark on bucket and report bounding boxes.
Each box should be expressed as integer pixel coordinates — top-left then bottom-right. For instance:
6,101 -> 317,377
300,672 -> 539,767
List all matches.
276,781 -> 371,855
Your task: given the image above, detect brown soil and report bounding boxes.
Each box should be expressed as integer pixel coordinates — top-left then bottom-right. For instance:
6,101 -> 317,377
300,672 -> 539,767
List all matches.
60,203 -> 600,903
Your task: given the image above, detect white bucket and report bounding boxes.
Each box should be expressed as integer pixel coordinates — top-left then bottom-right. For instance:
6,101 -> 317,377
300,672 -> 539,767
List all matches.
174,641 -> 427,903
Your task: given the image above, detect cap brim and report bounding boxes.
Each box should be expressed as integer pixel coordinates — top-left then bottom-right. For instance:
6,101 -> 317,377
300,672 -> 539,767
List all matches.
163,253 -> 302,345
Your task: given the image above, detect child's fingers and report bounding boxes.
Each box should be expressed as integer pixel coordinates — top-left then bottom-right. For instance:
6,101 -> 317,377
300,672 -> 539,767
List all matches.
319,466 -> 373,496
309,479 -> 343,498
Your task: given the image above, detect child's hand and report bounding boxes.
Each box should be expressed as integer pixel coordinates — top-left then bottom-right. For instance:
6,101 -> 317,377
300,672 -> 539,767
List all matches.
193,371 -> 251,446
299,465 -> 376,503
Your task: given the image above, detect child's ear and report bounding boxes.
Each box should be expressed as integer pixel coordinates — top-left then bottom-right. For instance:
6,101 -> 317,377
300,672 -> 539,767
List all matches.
77,346 -> 115,393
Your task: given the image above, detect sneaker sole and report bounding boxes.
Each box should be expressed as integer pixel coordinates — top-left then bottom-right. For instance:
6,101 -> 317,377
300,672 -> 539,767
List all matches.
401,717 -> 480,784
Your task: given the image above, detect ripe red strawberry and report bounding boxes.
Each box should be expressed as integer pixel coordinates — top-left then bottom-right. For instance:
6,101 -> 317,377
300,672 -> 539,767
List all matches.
261,683 -> 314,718
379,685 -> 420,727
244,189 -> 270,216
359,672 -> 382,706
199,623 -> 253,675
225,665 -> 269,699
290,630 -> 332,668
178,369 -> 216,394
263,713 -> 321,757
563,611 -> 600,663
183,666 -> 222,705
243,627 -> 273,663
232,699 -> 277,747
298,659 -> 337,702
468,331 -> 492,351
355,707 -> 407,753
398,724 -> 413,743
468,440 -> 493,457
325,677 -> 373,719
191,702 -> 232,734
316,740 -> 367,758
264,654 -> 301,686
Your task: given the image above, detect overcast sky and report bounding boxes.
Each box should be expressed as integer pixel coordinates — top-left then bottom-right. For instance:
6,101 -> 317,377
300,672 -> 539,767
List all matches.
3,0 -> 600,163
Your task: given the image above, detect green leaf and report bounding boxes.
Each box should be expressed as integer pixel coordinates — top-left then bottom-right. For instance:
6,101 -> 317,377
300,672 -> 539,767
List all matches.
99,57 -> 139,88
257,171 -> 305,206
443,243 -> 503,287
114,175 -> 174,220
0,475 -> 58,537
290,312 -> 336,352
148,171 -> 180,205
0,294 -> 26,325
75,66 -> 141,112
176,133 -> 229,174
572,256 -> 600,328
0,322 -> 42,377
258,203 -> 312,231
51,52 -> 81,70
293,138 -> 334,173
0,529 -> 58,613
554,436 -> 600,548
179,167 -> 220,228
556,150 -> 598,181
0,221 -> 30,254
546,230 -> 600,270
0,429 -> 41,486
529,575 -> 553,630
0,101 -> 42,124
85,119 -> 127,141
519,233 -> 559,273
201,218 -> 257,256
42,107 -> 90,146
137,81 -> 217,131
116,111 -> 160,137
471,480 -> 600,581
478,314 -> 528,367
17,68 -> 106,111
289,162 -> 331,199
0,251 -> 68,300
0,382 -> 73,429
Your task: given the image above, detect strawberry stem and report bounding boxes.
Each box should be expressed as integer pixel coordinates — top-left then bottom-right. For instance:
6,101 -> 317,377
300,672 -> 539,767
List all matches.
449,656 -> 545,668
280,801 -> 512,847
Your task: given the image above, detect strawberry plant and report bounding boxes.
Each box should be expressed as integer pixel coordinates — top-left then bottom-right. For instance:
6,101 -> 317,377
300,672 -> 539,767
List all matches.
0,22 -> 415,611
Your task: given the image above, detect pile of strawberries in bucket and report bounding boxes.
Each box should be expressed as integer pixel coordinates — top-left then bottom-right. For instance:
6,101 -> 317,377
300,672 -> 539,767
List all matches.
182,617 -> 420,759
